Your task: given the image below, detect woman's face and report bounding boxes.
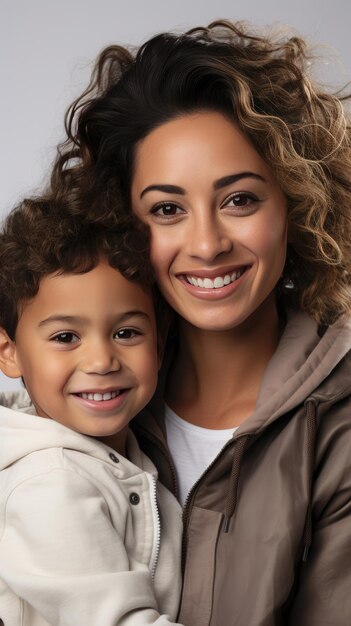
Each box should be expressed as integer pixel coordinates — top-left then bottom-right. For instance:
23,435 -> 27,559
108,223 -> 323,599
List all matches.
132,111 -> 288,332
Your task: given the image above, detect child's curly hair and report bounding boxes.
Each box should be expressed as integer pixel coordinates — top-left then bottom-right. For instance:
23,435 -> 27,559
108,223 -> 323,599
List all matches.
50,20 -> 351,325
0,198 -> 155,340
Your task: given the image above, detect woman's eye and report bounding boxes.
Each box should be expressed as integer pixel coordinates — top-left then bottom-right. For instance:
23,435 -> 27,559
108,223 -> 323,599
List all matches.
51,332 -> 79,344
225,193 -> 258,208
151,202 -> 183,217
114,328 -> 140,340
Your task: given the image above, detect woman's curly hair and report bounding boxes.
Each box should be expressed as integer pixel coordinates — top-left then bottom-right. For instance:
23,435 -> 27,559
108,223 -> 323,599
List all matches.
0,198 -> 154,340
50,20 -> 351,325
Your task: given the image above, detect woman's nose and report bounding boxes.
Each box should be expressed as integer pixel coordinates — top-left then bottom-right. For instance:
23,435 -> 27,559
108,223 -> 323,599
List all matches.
187,213 -> 232,262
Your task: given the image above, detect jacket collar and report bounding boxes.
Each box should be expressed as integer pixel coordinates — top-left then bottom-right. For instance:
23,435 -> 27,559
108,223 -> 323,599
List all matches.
134,311 -> 351,442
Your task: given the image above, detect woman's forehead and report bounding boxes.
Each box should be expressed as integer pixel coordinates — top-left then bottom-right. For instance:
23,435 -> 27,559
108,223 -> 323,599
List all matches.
132,111 -> 276,191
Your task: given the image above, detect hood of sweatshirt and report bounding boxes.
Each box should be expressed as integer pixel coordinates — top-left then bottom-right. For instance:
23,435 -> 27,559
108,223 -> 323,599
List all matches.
0,389 -> 156,476
133,310 -> 351,443
242,310 -> 351,435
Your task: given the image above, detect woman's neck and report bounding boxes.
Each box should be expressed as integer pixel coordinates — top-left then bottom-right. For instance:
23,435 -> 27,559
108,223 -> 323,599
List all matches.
165,297 -> 283,429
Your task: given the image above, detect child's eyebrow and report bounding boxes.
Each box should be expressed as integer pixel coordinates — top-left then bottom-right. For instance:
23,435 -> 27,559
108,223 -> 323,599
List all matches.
38,315 -> 85,327
116,311 -> 151,323
38,311 -> 151,327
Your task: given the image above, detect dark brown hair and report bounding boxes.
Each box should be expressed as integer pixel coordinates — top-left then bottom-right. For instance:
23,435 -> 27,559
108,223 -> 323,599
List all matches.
0,198 -> 155,340
50,20 -> 351,324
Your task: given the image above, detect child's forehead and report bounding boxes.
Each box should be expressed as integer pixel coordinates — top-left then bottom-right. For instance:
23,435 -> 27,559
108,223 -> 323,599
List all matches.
48,260 -> 149,292
21,261 -> 154,323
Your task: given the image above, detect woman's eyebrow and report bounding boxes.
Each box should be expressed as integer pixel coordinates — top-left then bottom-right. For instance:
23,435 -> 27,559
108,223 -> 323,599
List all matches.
140,172 -> 267,199
213,172 -> 267,190
140,184 -> 186,199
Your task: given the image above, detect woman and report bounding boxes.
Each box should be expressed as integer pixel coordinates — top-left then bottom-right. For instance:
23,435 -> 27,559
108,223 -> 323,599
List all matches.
51,21 -> 351,625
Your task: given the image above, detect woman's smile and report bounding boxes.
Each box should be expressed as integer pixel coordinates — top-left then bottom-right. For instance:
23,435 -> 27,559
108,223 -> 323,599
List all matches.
132,110 -> 288,331
177,265 -> 249,299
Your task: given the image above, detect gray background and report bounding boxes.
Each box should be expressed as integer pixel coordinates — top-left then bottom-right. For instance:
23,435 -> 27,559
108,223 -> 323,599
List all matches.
1,0 -> 350,391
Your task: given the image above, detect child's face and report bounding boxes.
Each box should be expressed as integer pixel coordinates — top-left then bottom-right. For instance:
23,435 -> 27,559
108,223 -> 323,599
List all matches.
9,261 -> 158,451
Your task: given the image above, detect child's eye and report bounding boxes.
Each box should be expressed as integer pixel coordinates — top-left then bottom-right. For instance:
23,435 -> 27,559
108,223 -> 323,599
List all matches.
51,332 -> 79,344
114,328 -> 141,340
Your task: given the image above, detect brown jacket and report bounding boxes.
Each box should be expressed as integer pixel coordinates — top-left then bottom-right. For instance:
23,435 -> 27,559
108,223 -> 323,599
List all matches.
133,312 -> 351,626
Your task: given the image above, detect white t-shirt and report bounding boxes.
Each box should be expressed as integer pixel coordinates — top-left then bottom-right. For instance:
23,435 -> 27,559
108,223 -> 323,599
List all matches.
165,404 -> 238,507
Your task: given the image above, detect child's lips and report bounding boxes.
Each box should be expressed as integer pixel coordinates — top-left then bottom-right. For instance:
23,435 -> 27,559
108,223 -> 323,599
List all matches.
70,388 -> 131,412
75,389 -> 123,402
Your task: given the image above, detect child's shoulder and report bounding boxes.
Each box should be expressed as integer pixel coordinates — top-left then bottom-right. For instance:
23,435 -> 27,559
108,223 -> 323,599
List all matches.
0,398 -> 112,505
0,446 -> 69,501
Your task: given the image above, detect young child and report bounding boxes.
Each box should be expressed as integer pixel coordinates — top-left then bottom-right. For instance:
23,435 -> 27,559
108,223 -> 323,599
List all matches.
0,200 -> 183,626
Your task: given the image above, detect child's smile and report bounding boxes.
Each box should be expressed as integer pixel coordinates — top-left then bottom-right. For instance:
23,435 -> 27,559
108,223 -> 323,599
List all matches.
71,386 -> 132,413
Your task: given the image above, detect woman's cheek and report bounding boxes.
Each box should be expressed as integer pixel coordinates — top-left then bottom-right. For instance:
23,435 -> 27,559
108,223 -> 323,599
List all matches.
149,229 -> 174,276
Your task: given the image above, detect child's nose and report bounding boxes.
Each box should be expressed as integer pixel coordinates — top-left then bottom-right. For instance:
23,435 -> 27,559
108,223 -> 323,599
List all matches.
81,339 -> 121,375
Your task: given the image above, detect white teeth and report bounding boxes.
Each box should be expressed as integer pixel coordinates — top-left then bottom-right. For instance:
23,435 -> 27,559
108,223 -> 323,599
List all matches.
78,390 -> 120,401
186,269 -> 244,289
214,276 -> 224,288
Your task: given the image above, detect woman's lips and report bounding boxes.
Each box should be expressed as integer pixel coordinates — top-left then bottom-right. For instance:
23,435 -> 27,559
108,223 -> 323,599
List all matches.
183,267 -> 246,289
177,266 -> 249,298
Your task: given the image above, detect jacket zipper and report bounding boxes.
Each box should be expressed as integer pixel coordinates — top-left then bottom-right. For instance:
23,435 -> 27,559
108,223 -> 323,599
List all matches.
146,473 -> 161,581
181,436 -> 241,572
181,431 -> 259,572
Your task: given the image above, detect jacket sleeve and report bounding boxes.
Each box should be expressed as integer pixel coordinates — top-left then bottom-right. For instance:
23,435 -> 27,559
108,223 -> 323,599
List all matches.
0,468 -> 183,626
287,408 -> 351,626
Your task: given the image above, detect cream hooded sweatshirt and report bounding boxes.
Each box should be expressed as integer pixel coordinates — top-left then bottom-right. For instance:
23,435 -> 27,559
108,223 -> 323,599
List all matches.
0,391 -> 183,626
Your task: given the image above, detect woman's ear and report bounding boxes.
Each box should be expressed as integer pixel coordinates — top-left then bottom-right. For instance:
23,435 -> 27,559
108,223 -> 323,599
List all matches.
0,328 -> 22,379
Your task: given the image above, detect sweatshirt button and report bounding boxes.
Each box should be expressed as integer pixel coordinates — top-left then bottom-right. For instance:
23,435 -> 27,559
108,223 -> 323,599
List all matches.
130,493 -> 140,505
109,453 -> 119,463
